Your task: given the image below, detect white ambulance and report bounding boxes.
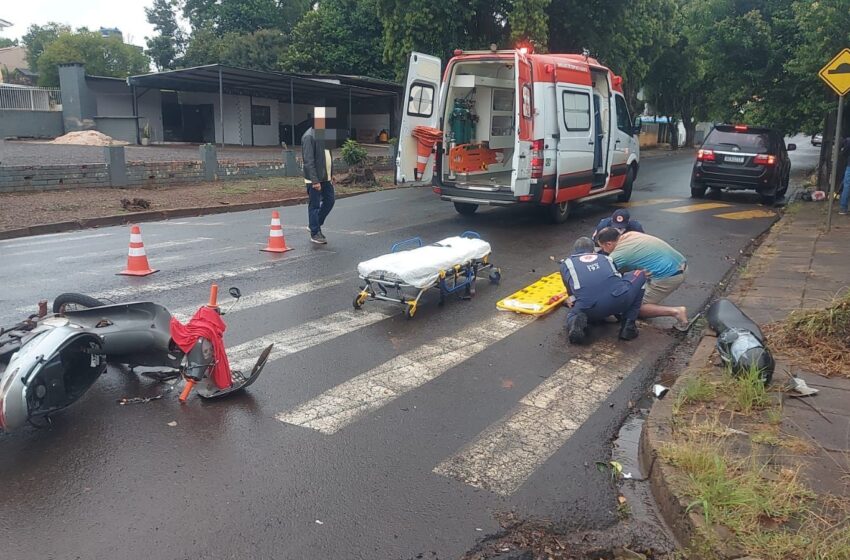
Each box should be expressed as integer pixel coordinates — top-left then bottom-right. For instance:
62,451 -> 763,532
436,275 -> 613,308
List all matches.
396,47 -> 642,223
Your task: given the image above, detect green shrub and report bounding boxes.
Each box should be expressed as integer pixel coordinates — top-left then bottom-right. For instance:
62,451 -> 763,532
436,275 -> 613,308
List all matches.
341,139 -> 368,167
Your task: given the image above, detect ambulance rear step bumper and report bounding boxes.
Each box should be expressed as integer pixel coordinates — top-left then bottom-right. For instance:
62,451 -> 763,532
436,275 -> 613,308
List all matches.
440,195 -> 517,206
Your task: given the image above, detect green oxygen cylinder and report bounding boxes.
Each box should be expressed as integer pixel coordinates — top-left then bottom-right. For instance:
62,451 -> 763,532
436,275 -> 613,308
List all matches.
449,98 -> 475,145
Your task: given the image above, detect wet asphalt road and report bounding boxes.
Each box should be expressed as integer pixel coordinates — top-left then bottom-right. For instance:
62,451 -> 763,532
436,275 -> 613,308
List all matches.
0,140 -> 819,559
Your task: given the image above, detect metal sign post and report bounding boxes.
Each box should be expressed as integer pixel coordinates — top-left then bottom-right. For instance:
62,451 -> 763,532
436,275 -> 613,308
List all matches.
818,48 -> 850,232
826,95 -> 844,232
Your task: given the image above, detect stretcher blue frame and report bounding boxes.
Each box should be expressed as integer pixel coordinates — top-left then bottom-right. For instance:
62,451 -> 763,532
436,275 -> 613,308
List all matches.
353,231 -> 501,318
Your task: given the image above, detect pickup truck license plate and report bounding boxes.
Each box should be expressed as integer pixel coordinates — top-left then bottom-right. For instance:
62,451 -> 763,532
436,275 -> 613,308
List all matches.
725,155 -> 745,163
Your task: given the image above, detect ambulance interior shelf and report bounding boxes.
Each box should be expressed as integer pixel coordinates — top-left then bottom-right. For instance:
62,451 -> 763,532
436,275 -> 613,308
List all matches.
446,82 -> 514,176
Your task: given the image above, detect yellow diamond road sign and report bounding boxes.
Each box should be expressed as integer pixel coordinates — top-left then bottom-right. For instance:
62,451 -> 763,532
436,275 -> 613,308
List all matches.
819,48 -> 850,96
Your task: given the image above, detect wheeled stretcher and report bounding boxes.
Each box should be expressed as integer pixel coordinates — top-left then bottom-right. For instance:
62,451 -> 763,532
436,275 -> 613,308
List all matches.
353,231 -> 501,318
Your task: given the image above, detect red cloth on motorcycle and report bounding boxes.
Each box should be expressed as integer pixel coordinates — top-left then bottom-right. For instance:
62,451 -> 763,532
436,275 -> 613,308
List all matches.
169,306 -> 232,389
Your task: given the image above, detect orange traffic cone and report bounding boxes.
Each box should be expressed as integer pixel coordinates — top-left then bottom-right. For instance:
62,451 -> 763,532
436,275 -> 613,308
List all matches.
118,224 -> 158,276
260,210 -> 293,253
411,126 -> 442,180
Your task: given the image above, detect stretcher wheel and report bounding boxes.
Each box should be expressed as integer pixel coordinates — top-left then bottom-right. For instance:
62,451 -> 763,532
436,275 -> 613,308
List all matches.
353,291 -> 369,309
405,302 -> 417,319
489,269 -> 502,285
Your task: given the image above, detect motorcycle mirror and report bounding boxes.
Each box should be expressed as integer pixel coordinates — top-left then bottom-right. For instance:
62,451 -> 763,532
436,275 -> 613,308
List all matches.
229,287 -> 241,299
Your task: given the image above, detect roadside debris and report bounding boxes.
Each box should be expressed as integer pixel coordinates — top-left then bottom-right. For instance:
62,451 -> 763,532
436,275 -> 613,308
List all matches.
167,421 -> 177,427
121,198 -> 152,211
651,384 -> 669,398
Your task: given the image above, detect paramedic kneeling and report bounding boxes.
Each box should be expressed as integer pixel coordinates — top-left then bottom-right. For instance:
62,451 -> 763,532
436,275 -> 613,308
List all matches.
596,228 -> 690,330
560,237 -> 646,344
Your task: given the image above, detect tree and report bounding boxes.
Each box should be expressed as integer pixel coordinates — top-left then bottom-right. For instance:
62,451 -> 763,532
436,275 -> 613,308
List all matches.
280,0 -> 391,79
508,0 -> 551,49
548,0 -> 676,108
145,0 -> 186,70
36,32 -> 151,86
22,22 -> 71,70
643,0 -> 709,146
183,0 -> 311,35
377,0 -> 512,80
220,30 -> 288,71
0,38 -> 17,48
183,28 -> 287,70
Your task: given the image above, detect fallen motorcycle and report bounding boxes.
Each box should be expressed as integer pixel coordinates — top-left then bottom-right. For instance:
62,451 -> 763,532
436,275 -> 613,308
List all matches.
0,285 -> 273,432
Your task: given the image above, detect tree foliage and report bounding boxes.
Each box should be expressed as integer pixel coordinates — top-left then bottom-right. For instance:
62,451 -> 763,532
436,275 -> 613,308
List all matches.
0,38 -> 17,48
280,0 -> 390,79
22,22 -> 71,70
145,0 -> 186,70
183,28 -> 287,71
36,32 -> 150,86
183,0 -> 311,35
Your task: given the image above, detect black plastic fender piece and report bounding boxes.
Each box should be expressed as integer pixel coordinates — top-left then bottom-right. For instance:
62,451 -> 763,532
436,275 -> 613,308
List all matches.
707,298 -> 774,385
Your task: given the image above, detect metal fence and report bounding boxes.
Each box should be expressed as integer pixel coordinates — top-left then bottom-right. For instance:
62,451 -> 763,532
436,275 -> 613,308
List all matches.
0,85 -> 62,111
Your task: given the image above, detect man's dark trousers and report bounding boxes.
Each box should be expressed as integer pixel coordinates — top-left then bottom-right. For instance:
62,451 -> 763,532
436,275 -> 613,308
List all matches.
567,271 -> 646,326
307,181 -> 335,236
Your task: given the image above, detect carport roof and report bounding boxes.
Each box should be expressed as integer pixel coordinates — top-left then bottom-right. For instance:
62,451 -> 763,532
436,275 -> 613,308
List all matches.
127,64 -> 399,103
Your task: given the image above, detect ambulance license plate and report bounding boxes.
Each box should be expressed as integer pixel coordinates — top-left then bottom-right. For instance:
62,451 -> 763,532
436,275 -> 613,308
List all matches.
725,155 -> 745,163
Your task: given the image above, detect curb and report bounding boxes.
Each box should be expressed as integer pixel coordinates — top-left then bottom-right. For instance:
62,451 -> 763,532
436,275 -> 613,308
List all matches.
639,334 -> 722,555
0,186 -> 401,241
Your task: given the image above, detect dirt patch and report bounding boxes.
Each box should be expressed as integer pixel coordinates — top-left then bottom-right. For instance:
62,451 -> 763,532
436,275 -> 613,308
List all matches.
0,175 -> 394,233
49,130 -> 128,147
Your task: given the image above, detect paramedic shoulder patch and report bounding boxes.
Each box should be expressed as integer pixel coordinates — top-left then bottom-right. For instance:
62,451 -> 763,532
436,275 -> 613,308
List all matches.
578,254 -> 598,263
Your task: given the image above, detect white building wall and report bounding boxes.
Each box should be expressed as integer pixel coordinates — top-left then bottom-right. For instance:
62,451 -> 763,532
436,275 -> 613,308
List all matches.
178,91 -> 255,145
251,97 -> 279,146
137,89 -> 163,143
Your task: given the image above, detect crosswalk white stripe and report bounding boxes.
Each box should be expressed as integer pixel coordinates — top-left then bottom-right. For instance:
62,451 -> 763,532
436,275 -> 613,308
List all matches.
171,273 -> 348,320
227,308 -> 394,372
433,343 -> 643,496
275,313 -> 535,434
0,232 -> 113,250
13,253 -> 336,315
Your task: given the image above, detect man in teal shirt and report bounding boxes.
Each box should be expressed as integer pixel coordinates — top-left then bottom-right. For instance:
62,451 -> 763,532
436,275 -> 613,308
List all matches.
596,228 -> 691,330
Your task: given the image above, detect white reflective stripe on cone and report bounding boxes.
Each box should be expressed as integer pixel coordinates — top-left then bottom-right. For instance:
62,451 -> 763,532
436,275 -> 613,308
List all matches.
128,248 -> 147,257
271,219 -> 282,226
269,230 -> 284,237
130,234 -> 143,243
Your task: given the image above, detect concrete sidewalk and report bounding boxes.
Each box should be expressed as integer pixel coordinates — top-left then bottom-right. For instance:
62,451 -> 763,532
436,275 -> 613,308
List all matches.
641,199 -> 850,557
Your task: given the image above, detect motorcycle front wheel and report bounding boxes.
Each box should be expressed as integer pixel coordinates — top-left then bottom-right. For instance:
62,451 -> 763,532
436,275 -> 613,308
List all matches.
52,293 -> 106,314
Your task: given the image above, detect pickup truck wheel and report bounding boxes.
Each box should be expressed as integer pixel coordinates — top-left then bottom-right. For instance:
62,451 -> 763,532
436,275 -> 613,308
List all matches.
617,169 -> 635,202
547,201 -> 571,224
453,202 -> 478,216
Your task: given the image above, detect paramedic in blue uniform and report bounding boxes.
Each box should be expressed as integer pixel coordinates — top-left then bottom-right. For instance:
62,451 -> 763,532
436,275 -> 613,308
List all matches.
560,237 -> 646,344
592,209 -> 644,244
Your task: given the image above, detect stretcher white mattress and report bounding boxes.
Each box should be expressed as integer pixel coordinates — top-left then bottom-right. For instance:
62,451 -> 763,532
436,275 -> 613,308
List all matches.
357,236 -> 491,289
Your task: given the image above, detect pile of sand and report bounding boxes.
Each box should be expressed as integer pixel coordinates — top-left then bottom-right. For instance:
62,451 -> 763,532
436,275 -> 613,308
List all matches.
50,130 -> 129,147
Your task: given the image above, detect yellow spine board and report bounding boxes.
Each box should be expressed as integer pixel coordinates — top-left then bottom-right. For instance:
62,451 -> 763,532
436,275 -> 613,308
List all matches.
496,272 -> 570,316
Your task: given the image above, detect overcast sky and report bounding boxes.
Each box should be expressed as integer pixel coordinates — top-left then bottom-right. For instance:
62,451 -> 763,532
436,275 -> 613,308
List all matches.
1,1 -> 165,47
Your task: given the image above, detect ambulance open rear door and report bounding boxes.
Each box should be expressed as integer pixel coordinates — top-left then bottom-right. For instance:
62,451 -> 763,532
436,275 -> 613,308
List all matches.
396,52 -> 442,185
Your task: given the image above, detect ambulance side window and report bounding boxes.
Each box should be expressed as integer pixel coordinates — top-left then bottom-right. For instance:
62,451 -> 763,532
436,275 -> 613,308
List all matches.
561,91 -> 590,131
615,95 -> 631,135
407,83 -> 435,117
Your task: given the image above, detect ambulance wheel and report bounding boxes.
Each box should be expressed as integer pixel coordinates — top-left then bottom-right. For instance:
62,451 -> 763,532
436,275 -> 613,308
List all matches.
454,202 -> 478,216
617,169 -> 634,202
547,201 -> 571,224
